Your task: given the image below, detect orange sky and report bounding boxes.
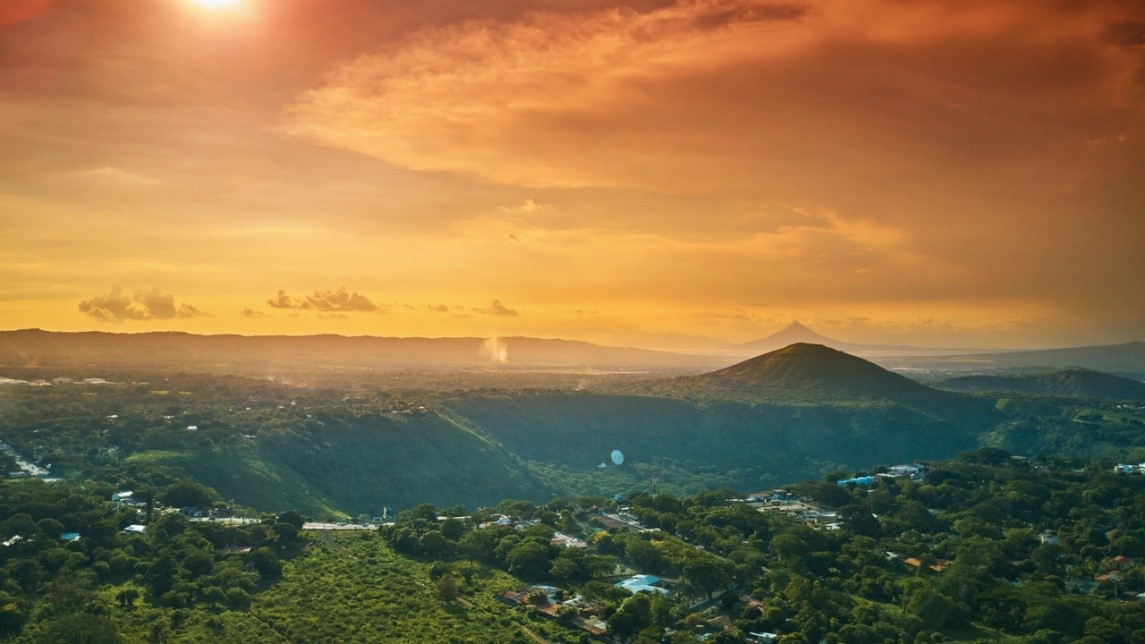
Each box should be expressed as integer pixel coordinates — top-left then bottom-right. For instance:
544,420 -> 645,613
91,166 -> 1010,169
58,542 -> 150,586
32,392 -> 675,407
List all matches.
1,0 -> 1143,349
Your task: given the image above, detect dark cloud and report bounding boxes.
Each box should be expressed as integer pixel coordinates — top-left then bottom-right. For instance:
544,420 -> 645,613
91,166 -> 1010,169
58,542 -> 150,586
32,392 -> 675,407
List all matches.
78,286 -> 209,321
239,307 -> 267,318
1104,21 -> 1145,48
690,2 -> 806,30
427,304 -> 450,312
267,290 -> 298,309
266,287 -> 381,312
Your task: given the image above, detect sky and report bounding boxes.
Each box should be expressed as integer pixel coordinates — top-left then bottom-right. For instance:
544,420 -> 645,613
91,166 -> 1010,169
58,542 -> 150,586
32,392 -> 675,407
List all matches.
1,0 -> 1143,350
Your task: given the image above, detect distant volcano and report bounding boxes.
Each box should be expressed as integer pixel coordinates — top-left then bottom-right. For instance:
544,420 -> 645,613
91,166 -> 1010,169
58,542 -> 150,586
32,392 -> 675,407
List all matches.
736,321 -> 915,355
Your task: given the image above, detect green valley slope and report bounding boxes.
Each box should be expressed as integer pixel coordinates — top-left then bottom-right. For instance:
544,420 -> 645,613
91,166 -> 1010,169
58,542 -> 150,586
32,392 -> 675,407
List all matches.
0,343 -> 1001,515
939,367 -> 1145,401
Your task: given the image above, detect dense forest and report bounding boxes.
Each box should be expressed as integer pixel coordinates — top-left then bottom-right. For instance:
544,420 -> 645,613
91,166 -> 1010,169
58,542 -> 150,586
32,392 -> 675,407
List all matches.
1,365 -> 1144,517
1,450 -> 1145,641
3,348 -> 1145,641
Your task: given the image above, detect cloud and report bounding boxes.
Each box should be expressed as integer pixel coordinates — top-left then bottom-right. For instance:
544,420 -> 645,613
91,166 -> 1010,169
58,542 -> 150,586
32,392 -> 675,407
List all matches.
287,0 -> 818,190
289,0 -> 1145,202
78,286 -> 209,321
267,290 -> 297,309
427,304 -> 450,312
481,299 -> 520,316
305,287 -> 381,312
266,287 -> 381,312
239,307 -> 267,318
501,199 -> 553,214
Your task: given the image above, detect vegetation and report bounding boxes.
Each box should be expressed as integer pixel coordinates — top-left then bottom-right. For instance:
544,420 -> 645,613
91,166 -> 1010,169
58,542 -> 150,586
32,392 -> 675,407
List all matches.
3,450 -> 1145,641
2,344 -> 1144,517
3,347 -> 1145,640
0,477 -> 303,642
939,368 -> 1145,401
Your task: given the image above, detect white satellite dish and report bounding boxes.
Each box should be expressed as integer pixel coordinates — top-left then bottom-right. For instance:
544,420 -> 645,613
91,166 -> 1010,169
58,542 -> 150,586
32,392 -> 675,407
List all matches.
611,449 -> 624,466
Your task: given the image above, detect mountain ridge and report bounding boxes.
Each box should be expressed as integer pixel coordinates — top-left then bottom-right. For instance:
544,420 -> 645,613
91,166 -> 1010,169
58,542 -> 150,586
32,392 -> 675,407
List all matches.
0,328 -> 711,372
939,367 -> 1145,400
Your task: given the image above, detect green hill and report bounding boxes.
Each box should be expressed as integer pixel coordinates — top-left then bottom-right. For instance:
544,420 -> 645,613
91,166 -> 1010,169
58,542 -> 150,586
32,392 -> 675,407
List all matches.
673,343 -> 998,428
940,367 -> 1145,400
112,412 -> 555,517
0,350 -> 995,514
686,343 -> 942,399
442,392 -> 978,497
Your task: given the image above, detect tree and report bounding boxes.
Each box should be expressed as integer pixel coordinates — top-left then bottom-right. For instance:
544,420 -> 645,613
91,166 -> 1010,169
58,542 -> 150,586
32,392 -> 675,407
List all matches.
838,505 -> 881,538
201,586 -> 227,607
248,547 -> 282,580
906,588 -> 957,630
419,531 -> 453,558
144,555 -> 177,597
115,588 -> 139,609
35,613 -> 121,644
276,510 -> 305,531
627,539 -> 664,574
182,551 -> 214,579
159,481 -> 214,509
682,556 -> 732,599
0,595 -> 27,637
609,593 -> 653,641
441,518 -> 465,541
225,588 -> 251,611
435,573 -> 458,601
507,541 -> 551,581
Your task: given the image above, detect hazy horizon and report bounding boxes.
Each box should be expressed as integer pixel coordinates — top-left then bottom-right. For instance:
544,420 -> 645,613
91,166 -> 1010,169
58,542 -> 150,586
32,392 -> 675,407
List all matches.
1,322 -> 1141,355
3,0 -> 1143,351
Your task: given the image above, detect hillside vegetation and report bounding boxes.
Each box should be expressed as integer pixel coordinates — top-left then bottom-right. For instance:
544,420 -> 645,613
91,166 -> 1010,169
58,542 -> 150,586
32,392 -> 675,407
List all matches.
5,344 -> 1145,518
4,451 -> 1145,642
443,392 -> 977,499
940,368 -> 1145,401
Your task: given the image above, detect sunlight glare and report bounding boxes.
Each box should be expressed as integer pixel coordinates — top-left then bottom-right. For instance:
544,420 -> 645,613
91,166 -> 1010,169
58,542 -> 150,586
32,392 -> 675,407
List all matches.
192,0 -> 239,9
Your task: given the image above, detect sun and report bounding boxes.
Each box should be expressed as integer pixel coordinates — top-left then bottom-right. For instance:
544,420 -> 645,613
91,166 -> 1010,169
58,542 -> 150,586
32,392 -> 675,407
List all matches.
191,0 -> 239,9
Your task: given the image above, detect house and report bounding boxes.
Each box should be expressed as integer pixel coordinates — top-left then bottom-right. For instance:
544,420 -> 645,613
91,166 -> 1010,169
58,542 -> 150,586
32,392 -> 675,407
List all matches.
1039,532 -> 1059,545
112,491 -> 134,503
575,616 -> 608,636
887,464 -> 925,479
123,525 -> 147,534
60,532 -> 81,542
615,574 -> 672,595
497,585 -> 563,607
904,557 -> 950,572
708,615 -> 732,631
215,546 -> 252,555
748,633 -> 779,642
551,532 -> 588,549
738,594 -> 764,611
